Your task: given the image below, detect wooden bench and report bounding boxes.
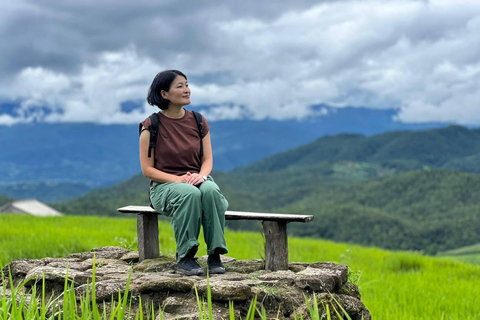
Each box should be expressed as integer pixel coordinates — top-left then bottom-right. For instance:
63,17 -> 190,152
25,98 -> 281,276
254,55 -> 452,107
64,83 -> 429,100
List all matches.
117,205 -> 314,271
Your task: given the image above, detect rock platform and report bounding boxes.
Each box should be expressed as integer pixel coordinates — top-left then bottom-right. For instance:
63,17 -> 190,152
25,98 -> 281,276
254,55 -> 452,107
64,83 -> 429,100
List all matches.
2,246 -> 371,319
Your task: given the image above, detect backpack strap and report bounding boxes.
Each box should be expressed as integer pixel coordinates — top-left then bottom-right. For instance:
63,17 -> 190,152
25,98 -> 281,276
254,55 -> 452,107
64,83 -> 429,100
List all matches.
192,110 -> 204,159
146,113 -> 159,209
144,113 -> 159,158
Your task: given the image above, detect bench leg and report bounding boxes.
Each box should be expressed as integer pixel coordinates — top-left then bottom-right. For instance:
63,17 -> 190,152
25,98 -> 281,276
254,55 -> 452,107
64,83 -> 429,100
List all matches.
262,221 -> 288,271
137,213 -> 160,261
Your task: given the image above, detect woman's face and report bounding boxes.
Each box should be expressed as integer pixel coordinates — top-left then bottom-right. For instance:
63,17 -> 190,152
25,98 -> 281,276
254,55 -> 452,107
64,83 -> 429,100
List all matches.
162,75 -> 191,107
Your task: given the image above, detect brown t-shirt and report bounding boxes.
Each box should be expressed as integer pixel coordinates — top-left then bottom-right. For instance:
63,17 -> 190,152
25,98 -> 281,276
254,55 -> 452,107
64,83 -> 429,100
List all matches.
140,110 -> 210,176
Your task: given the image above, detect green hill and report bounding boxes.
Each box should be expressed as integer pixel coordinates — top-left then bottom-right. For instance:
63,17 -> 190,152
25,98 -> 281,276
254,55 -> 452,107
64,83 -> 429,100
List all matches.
238,125 -> 480,174
52,125 -> 480,254
53,174 -> 151,216
281,170 -> 480,253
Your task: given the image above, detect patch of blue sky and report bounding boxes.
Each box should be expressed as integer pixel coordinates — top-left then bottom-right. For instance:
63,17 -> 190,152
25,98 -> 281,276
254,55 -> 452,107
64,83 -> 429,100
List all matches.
0,101 -> 21,115
120,100 -> 143,113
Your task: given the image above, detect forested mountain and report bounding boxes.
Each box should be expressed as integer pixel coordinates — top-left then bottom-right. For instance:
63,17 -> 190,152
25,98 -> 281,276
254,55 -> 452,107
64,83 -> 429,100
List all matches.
239,125 -> 480,174
52,125 -> 480,254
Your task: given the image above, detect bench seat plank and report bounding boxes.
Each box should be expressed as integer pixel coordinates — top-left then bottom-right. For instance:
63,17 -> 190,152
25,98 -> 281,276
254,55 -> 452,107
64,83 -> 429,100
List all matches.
225,211 -> 313,223
118,205 -> 157,214
118,206 -> 313,223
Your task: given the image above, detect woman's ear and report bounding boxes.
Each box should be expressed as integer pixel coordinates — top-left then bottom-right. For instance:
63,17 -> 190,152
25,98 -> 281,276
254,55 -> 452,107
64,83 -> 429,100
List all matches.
160,90 -> 168,99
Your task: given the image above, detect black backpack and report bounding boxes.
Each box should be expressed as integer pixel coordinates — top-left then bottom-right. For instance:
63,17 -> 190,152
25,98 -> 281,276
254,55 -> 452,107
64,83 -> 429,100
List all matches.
139,110 -> 205,159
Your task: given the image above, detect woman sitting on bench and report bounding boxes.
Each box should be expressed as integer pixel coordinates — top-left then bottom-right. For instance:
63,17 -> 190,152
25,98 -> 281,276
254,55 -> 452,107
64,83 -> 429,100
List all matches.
139,70 -> 229,276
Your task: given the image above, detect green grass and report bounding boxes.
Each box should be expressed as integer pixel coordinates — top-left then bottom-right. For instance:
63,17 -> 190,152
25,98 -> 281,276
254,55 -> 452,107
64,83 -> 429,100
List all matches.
1,214 -> 480,319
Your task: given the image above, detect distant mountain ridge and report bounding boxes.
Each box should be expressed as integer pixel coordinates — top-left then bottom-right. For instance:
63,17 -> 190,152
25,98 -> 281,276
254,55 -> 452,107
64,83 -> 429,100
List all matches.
0,106 -> 448,201
51,125 -> 480,254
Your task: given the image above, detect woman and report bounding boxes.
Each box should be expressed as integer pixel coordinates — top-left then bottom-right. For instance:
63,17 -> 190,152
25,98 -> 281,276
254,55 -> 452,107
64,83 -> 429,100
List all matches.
139,70 -> 228,276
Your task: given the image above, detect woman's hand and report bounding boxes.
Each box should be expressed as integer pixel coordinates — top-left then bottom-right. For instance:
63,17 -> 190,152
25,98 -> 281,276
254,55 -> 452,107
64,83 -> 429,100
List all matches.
184,172 -> 206,185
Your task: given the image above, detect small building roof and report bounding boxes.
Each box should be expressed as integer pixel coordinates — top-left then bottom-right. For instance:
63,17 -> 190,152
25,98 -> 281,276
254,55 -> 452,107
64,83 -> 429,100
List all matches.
0,199 -> 63,216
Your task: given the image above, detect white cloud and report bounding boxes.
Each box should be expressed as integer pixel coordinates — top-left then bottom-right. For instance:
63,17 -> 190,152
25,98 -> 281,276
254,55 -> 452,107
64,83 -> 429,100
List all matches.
0,47 -> 163,125
0,114 -> 22,126
0,0 -> 480,125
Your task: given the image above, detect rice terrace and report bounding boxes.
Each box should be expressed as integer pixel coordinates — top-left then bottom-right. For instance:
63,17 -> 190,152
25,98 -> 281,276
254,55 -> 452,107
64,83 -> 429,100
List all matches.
1,214 -> 480,319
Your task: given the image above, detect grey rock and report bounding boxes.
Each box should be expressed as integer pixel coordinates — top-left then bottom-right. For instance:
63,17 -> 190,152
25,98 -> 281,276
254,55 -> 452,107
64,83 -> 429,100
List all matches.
67,252 -> 94,260
252,284 -> 304,317
289,262 -> 309,272
75,279 -> 128,302
83,258 -> 129,267
310,262 -> 348,287
161,312 -> 200,320
87,263 -> 133,277
294,267 -> 337,292
3,259 -> 45,277
46,261 -> 91,271
338,282 -> 361,300
162,296 -> 198,314
196,278 -> 252,301
120,251 -> 139,263
224,259 -> 265,273
91,246 -> 131,259
25,266 -> 91,286
257,270 -> 296,285
134,256 -> 177,273
209,273 -> 248,281
133,276 -> 194,293
316,293 -> 370,320
41,257 -> 82,264
337,294 -> 366,315
358,308 -> 373,320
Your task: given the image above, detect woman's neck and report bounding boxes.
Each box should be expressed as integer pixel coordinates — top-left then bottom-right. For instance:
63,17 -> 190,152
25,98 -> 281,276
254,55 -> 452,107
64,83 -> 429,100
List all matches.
161,107 -> 185,119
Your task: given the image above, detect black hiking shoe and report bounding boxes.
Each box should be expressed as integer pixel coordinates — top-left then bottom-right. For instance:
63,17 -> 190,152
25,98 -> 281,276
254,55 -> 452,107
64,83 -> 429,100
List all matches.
207,254 -> 225,274
177,257 -> 204,276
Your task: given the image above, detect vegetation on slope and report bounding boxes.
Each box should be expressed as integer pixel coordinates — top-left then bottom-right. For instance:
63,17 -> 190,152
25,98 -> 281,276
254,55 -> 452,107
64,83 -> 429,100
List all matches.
51,168 -> 480,254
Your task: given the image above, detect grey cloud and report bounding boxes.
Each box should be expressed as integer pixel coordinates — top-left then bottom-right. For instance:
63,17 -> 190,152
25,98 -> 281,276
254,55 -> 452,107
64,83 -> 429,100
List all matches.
0,1 -> 313,73
0,0 -> 479,125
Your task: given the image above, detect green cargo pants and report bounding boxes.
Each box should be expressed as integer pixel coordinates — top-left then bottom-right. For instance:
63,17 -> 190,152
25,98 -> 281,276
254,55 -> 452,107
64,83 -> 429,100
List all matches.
150,176 -> 229,262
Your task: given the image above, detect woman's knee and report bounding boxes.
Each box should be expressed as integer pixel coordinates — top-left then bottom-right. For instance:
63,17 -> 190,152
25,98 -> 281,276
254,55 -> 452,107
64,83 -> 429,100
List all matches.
200,181 -> 221,197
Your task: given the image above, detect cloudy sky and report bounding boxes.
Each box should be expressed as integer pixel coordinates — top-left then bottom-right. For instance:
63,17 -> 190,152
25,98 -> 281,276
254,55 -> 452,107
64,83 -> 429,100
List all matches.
0,0 -> 479,126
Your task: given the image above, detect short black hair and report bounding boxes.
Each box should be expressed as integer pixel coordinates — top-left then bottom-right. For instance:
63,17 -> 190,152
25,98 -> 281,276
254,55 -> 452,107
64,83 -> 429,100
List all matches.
147,70 -> 187,110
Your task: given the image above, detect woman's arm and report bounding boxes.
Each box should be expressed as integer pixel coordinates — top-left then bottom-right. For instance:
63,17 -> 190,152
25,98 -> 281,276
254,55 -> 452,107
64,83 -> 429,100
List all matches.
184,132 -> 213,185
199,132 -> 213,177
139,129 -> 184,183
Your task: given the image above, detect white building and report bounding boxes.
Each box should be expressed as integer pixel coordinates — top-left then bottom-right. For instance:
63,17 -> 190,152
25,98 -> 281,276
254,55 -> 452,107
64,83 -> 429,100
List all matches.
0,199 -> 63,216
